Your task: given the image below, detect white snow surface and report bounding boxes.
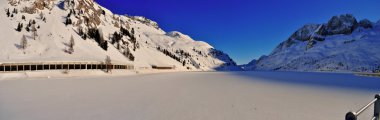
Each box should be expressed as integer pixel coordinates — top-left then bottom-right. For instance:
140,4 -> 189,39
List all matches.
0,71 -> 379,120
0,0 -> 239,71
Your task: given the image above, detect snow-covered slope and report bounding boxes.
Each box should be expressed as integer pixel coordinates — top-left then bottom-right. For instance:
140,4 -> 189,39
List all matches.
245,14 -> 380,73
0,0 -> 240,71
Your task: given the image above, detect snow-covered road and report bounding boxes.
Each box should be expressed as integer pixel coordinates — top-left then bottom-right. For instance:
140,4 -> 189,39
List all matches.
0,71 -> 379,120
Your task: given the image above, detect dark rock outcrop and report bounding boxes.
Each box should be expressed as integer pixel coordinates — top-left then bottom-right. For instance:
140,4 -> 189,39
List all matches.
322,14 -> 358,35
290,24 -> 321,41
359,19 -> 373,29
283,14 -> 365,50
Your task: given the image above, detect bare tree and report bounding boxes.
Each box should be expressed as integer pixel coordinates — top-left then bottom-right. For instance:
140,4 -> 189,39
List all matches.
68,35 -> 75,54
31,24 -> 37,40
69,35 -> 75,48
105,55 -> 112,73
20,35 -> 27,50
39,12 -> 44,19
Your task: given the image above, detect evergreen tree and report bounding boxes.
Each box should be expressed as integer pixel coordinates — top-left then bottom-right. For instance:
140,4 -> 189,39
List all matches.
120,26 -> 131,37
131,28 -> 135,35
87,28 -> 108,51
123,48 -> 135,61
16,23 -> 23,32
102,10 -> 106,15
102,42 -> 108,51
6,8 -> 10,17
112,31 -> 122,44
99,29 -> 108,51
12,8 -> 17,14
25,26 -> 30,32
65,17 -> 72,26
21,15 -> 25,20
82,34 -> 87,40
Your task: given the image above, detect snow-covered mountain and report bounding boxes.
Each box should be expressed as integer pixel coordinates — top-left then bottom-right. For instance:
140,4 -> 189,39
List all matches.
244,14 -> 380,73
0,0 -> 240,71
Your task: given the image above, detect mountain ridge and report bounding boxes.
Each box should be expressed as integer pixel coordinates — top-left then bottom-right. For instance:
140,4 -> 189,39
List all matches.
244,14 -> 380,73
1,0 -> 241,71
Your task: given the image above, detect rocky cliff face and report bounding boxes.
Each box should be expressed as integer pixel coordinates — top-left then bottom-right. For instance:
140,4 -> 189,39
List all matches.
245,14 -> 380,73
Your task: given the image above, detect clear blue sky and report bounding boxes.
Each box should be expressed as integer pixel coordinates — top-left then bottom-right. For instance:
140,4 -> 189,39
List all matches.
96,0 -> 380,64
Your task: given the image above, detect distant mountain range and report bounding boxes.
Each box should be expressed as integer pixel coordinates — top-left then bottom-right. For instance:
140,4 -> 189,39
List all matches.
243,14 -> 380,73
0,0 -> 240,71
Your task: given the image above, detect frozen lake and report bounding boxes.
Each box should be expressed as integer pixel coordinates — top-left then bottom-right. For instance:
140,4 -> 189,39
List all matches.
0,71 -> 379,120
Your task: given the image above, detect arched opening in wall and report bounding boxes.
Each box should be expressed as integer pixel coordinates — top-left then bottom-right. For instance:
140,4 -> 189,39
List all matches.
63,64 -> 68,69
0,63 -> 132,72
44,65 -> 49,70
25,65 -> 31,71
87,64 -> 92,69
11,65 -> 17,71
81,64 -> 86,69
18,65 -> 24,71
92,64 -> 97,69
69,64 -> 74,69
37,65 -> 43,70
74,64 -> 80,69
50,65 -> 56,70
5,66 -> 10,71
31,65 -> 36,71
57,64 -> 62,69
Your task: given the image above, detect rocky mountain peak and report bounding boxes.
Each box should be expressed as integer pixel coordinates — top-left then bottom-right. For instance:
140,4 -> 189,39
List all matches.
322,14 -> 358,35
280,14 -> 376,51
245,14 -> 380,72
290,24 -> 321,41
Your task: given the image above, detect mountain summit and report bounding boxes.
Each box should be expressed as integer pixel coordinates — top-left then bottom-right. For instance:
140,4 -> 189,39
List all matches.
244,14 -> 380,73
0,0 -> 240,71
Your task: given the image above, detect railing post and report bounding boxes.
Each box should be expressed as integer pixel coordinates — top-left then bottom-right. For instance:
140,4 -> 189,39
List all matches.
375,94 -> 380,120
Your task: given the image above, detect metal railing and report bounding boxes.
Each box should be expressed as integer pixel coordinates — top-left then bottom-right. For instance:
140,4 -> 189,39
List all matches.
346,94 -> 380,120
